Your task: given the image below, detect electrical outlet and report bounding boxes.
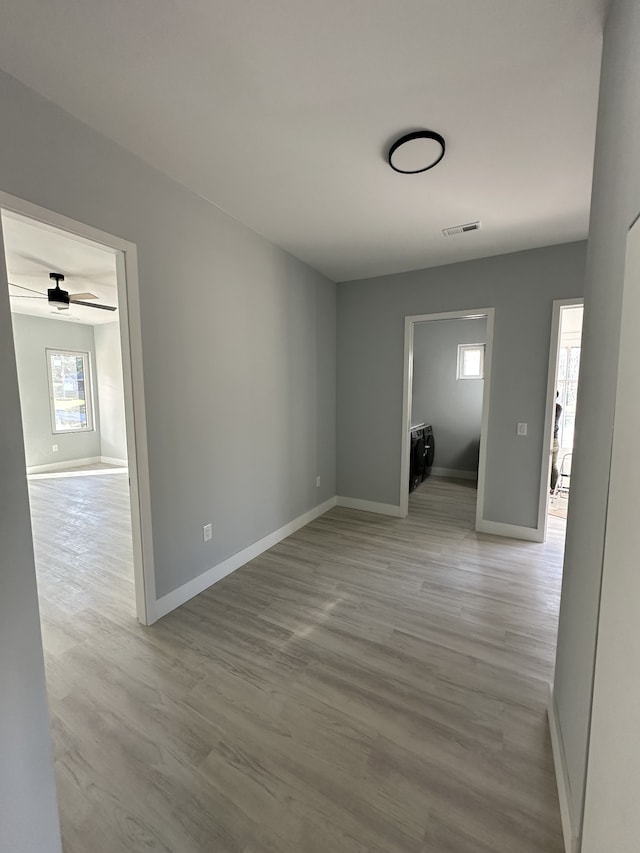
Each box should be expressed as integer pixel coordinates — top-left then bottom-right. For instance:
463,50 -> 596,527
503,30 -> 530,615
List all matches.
52,444 -> 59,452
316,476 -> 321,488
203,523 -> 213,542
517,423 -> 528,436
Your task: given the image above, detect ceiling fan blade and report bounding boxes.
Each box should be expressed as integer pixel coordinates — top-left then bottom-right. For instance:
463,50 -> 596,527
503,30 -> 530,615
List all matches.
70,299 -> 117,311
68,292 -> 98,300
9,295 -> 47,299
8,281 -> 46,296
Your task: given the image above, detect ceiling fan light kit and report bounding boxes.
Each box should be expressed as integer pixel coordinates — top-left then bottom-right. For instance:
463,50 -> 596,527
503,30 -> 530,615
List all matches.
9,271 -> 117,313
388,129 -> 446,174
48,272 -> 70,309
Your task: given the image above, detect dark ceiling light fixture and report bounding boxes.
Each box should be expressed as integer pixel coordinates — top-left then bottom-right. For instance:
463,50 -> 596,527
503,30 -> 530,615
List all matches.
47,273 -> 117,311
48,272 -> 70,309
9,273 -> 117,312
388,130 -> 446,174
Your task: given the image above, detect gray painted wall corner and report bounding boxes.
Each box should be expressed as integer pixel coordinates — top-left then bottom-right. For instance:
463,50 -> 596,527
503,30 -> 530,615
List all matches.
336,241 -> 586,528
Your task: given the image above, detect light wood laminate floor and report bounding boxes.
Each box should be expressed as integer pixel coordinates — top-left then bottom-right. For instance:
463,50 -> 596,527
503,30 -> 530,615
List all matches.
29,474 -> 566,853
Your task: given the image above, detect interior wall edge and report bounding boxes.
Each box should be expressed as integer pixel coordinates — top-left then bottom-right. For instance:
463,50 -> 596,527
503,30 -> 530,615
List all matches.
547,683 -> 579,853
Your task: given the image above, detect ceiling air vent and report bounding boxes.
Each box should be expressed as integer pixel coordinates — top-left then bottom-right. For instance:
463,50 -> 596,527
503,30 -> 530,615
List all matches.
443,221 -> 481,237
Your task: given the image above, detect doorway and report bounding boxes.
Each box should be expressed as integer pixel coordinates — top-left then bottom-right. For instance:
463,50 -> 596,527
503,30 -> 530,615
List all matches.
400,308 -> 495,527
541,299 -> 584,537
0,193 -> 154,625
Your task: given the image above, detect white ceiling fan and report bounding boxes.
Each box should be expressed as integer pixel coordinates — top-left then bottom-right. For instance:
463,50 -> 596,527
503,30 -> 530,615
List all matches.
9,272 -> 117,312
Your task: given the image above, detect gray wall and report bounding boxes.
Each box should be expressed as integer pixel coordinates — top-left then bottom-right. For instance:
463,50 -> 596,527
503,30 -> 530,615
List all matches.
0,70 -> 336,605
10,313 -> 101,468
94,322 -> 127,463
553,0 -> 640,841
0,70 -> 336,850
412,317 -> 486,475
582,185 -> 640,852
337,242 -> 586,528
0,236 -> 61,850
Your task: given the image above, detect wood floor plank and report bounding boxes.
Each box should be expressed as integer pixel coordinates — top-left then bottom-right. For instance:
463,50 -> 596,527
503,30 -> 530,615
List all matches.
28,473 -> 566,852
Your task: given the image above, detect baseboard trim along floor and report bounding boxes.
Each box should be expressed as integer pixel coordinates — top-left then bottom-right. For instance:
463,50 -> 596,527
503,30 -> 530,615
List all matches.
336,496 -> 403,517
548,684 -> 578,853
430,467 -> 477,480
27,456 -> 128,476
26,455 -> 102,474
477,519 -> 544,542
152,496 -> 338,621
100,456 -> 128,467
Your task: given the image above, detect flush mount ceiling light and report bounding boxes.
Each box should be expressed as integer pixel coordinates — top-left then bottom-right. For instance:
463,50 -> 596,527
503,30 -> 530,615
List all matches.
388,130 -> 446,174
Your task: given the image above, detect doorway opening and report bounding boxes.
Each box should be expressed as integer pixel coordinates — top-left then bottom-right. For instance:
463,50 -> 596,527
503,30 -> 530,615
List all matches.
541,299 -> 584,537
400,308 -> 494,528
0,194 -> 154,626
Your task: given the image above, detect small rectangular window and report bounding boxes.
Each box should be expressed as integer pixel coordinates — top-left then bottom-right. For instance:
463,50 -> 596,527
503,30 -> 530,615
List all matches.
457,343 -> 485,380
47,349 -> 94,433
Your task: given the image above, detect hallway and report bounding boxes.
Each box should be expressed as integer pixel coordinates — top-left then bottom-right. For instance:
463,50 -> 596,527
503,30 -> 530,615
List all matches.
31,474 -> 565,853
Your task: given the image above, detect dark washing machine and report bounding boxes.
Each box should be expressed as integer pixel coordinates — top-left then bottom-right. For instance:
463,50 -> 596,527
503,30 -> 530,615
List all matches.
422,424 -> 435,480
409,424 -> 435,492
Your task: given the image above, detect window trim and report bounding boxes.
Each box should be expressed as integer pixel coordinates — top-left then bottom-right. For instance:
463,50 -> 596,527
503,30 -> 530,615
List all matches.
46,348 -> 95,434
457,343 -> 485,380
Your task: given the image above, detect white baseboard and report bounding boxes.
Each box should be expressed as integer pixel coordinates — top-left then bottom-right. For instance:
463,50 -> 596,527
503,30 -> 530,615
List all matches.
26,456 -> 101,474
152,496 -> 338,622
476,519 -> 543,542
336,496 -> 403,517
548,684 -> 579,853
101,456 -> 128,467
430,467 -> 477,481
28,467 -> 128,480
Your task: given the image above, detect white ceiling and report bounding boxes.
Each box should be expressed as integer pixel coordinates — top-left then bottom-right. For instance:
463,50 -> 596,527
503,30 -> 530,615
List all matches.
0,0 -> 606,281
3,211 -> 119,326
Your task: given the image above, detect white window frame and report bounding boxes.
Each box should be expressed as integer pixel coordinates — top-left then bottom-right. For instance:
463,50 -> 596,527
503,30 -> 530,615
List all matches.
46,348 -> 95,434
457,343 -> 485,380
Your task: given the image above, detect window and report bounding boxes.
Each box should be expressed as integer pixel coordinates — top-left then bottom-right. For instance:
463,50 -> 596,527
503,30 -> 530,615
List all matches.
47,349 -> 94,433
457,343 -> 485,380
